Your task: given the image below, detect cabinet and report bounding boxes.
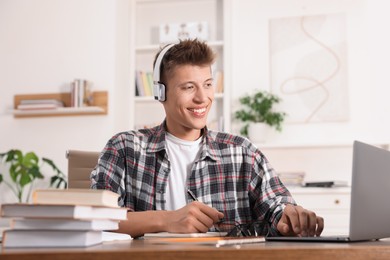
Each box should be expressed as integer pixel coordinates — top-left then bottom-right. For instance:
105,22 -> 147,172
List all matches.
13,91 -> 108,118
129,0 -> 231,131
289,187 -> 350,236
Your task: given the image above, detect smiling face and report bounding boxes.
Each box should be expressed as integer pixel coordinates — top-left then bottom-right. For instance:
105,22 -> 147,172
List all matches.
162,64 -> 214,141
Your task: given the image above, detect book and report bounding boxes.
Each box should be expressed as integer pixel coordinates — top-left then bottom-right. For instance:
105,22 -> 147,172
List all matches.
17,103 -> 63,110
141,71 -> 152,96
277,171 -> 306,186
32,188 -> 120,207
20,99 -> 64,105
146,72 -> 154,96
2,230 -> 102,248
1,204 -> 128,220
214,71 -> 224,93
17,99 -> 64,110
135,70 -> 145,96
11,218 -> 119,231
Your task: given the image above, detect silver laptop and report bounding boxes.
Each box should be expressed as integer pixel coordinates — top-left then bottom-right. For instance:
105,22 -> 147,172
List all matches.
266,140 -> 390,242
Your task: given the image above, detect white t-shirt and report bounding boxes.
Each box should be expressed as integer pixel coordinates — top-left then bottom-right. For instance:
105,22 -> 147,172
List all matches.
165,132 -> 203,211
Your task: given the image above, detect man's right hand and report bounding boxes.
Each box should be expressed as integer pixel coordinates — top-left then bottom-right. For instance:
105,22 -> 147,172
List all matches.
163,201 -> 224,233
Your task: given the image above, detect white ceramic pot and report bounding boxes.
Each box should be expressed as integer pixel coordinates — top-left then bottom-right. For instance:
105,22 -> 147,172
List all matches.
248,122 -> 269,143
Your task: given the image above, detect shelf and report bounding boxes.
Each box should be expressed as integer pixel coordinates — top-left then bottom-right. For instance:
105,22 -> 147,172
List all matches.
13,91 -> 108,118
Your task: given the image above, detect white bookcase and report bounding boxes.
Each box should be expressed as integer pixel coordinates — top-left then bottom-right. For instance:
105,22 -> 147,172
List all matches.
129,0 -> 231,131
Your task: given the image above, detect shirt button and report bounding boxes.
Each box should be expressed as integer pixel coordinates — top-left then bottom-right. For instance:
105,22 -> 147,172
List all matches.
163,169 -> 169,173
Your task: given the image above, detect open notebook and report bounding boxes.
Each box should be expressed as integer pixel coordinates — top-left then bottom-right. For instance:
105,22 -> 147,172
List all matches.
267,141 -> 390,242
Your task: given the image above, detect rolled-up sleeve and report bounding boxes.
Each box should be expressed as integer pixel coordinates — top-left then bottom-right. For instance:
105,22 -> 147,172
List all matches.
91,138 -> 127,207
249,151 -> 296,236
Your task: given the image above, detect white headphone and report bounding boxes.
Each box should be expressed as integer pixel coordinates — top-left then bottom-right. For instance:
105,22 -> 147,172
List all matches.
153,43 -> 176,101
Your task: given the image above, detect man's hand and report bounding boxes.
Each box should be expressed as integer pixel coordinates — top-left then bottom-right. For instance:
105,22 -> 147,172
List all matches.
163,201 -> 224,233
277,204 -> 324,237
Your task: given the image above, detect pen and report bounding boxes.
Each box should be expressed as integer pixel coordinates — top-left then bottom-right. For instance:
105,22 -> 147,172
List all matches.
187,189 -> 198,201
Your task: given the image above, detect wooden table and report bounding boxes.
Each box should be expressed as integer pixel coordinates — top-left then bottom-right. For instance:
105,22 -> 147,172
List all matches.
2,238 -> 390,260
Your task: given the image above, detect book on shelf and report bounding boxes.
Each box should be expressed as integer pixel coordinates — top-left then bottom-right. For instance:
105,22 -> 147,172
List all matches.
19,99 -> 64,105
141,71 -> 152,96
2,230 -> 103,248
277,171 -> 306,186
32,188 -> 120,207
146,72 -> 154,96
17,98 -> 64,110
17,103 -> 64,110
1,204 -> 128,220
214,71 -> 224,93
10,218 -> 119,231
135,70 -> 145,96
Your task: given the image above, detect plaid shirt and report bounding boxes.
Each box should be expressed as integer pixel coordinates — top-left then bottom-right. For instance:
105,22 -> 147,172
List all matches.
91,122 -> 295,236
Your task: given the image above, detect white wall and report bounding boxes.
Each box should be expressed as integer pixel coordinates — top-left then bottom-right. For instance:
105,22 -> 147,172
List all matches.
228,0 -> 390,183
230,0 -> 390,145
0,0 -> 119,202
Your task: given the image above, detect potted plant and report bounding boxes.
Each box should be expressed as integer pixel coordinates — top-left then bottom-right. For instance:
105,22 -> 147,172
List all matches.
0,149 -> 67,203
235,90 -> 286,142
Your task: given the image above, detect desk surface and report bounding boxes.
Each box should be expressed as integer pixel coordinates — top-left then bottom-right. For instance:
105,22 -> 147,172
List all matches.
2,238 -> 390,260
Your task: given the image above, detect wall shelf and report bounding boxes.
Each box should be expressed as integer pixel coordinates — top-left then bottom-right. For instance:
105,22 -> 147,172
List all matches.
13,91 -> 108,118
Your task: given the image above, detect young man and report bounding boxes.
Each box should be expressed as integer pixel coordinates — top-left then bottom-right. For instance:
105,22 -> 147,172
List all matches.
91,39 -> 324,238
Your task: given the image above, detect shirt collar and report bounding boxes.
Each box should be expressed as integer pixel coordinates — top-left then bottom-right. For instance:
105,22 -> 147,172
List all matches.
146,121 -> 220,162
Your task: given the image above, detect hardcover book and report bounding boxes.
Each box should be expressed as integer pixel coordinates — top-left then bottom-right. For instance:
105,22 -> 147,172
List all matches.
32,188 -> 120,208
1,204 -> 127,220
11,218 -> 119,231
2,230 -> 102,248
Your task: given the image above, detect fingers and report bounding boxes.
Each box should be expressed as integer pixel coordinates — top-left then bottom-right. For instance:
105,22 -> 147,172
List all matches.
187,202 -> 216,231
167,202 -> 224,233
315,216 -> 324,236
279,205 -> 324,237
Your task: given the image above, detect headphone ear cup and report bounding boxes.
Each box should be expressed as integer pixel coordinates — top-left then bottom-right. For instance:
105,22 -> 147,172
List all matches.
153,82 -> 166,102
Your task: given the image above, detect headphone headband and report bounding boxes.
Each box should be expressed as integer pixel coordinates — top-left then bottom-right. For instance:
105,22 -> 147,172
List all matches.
153,43 -> 176,101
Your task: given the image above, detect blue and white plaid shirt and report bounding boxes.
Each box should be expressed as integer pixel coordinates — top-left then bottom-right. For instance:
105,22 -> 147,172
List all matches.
91,122 -> 296,235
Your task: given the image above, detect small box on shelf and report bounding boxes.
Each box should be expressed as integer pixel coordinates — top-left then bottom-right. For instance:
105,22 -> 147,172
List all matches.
13,91 -> 108,118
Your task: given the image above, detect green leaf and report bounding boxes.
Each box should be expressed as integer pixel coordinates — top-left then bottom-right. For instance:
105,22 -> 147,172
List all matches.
20,171 -> 32,187
43,157 -> 62,174
1,149 -> 67,201
9,164 -> 19,182
23,152 -> 39,168
50,174 -> 67,189
28,166 -> 44,179
235,90 -> 286,134
8,150 -> 23,164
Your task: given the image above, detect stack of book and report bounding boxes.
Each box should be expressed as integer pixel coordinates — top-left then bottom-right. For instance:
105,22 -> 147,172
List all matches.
17,99 -> 64,110
277,171 -> 306,187
0,189 -> 128,248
